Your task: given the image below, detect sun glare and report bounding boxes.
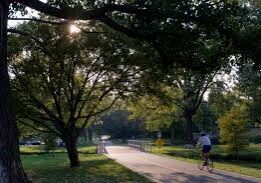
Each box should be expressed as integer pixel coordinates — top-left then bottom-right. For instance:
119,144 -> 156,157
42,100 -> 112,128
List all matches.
69,24 -> 81,34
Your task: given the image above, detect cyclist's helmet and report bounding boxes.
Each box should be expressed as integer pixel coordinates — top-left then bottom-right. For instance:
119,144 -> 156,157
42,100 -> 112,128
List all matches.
200,131 -> 206,136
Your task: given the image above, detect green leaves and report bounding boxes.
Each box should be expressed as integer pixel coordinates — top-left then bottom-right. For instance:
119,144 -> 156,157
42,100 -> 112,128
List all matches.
236,61 -> 261,124
218,105 -> 250,158
10,20 -> 143,137
128,94 -> 179,131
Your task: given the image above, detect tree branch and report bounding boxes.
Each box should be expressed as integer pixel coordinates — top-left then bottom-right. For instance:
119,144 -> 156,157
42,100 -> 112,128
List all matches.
93,97 -> 119,116
15,0 -> 151,20
29,95 -> 64,130
80,28 -> 107,34
8,28 -> 41,43
99,15 -> 146,40
41,72 -> 64,122
18,115 -> 61,136
17,118 -> 52,134
7,28 -> 57,60
194,74 -> 216,110
8,17 -> 68,24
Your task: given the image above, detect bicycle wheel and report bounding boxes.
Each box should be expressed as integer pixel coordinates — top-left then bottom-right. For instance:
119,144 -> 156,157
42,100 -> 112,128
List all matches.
197,156 -> 204,170
206,158 -> 214,172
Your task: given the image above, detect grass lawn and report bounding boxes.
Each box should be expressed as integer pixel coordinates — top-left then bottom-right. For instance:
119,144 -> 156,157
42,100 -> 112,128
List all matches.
21,146 -> 152,183
20,145 -> 97,154
152,144 -> 261,178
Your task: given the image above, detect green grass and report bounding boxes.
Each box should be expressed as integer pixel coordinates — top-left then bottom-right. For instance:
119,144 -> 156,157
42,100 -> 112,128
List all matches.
152,144 -> 261,178
20,145 -> 97,154
21,146 -> 152,183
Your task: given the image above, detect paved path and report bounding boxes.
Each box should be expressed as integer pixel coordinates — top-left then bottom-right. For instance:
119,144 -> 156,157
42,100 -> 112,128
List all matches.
106,145 -> 261,183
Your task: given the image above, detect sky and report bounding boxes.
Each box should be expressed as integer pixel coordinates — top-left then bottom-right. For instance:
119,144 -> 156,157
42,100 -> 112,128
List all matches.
8,0 -> 47,27
8,10 -> 39,28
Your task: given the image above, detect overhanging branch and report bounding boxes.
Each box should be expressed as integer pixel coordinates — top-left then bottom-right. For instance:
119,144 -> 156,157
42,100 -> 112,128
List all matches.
99,15 -> 146,40
8,17 -> 68,24
15,0 -> 151,20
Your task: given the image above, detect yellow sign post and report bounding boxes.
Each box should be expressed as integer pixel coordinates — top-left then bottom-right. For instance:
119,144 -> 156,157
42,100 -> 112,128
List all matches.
155,138 -> 165,151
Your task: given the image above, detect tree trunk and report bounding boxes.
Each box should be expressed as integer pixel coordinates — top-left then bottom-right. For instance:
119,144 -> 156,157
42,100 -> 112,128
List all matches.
235,134 -> 239,161
170,122 -> 175,144
64,135 -> 80,167
0,1 -> 30,182
88,127 -> 93,142
184,113 -> 193,144
84,128 -> 87,141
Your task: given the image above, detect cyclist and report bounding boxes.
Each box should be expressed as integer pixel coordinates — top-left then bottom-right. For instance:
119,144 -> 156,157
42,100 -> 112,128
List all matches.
197,132 -> 211,164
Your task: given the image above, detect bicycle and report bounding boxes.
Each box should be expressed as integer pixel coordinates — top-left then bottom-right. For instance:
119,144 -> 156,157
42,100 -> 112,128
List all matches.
197,151 -> 214,172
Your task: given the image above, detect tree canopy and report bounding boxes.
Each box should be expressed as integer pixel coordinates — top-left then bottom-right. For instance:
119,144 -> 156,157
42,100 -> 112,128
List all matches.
8,0 -> 261,70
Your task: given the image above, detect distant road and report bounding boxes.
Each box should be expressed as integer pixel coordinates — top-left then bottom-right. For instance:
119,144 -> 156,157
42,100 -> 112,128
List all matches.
106,145 -> 261,183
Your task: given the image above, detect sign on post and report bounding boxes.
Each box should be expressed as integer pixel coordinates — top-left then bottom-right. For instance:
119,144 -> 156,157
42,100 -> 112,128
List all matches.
155,131 -> 165,151
157,131 -> 162,138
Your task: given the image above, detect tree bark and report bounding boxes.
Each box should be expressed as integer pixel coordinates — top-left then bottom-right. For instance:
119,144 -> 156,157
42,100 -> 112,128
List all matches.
184,113 -> 193,144
84,128 -> 87,141
64,135 -> 80,167
170,122 -> 175,144
88,127 -> 93,142
0,1 -> 30,182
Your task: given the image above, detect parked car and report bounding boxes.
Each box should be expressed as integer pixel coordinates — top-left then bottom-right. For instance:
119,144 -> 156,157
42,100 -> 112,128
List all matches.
19,139 -> 44,146
19,140 -> 29,145
31,140 -> 45,145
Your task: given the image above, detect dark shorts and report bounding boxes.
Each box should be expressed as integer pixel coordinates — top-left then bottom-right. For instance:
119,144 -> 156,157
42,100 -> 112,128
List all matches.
202,145 -> 211,153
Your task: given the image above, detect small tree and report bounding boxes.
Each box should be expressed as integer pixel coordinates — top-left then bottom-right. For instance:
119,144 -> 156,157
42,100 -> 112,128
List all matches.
218,106 -> 249,160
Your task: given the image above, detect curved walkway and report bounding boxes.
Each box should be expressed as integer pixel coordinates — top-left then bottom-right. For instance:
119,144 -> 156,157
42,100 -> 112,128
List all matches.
106,145 -> 261,183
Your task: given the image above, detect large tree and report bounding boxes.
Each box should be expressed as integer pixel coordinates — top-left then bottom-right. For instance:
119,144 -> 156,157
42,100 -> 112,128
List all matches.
128,93 -> 181,143
130,70 -> 216,143
10,22 -> 141,167
0,0 -> 260,181
139,70 -> 217,144
0,1 -> 29,182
